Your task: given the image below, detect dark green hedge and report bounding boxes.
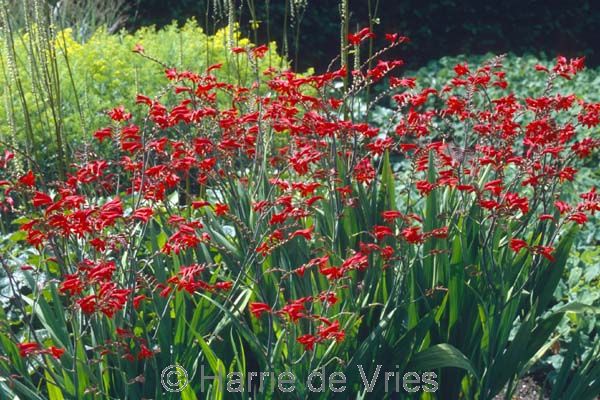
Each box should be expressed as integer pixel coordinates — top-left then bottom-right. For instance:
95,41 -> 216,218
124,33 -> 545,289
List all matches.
129,0 -> 600,71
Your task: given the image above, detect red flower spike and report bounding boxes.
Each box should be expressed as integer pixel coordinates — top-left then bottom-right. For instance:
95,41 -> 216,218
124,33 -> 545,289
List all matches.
279,300 -> 306,322
567,212 -> 587,225
382,210 -> 403,222
32,191 -> 53,207
402,226 -> 423,244
348,27 -> 375,45
454,63 -> 470,76
18,170 -> 36,187
77,295 -> 97,314
532,245 -> 555,262
138,344 -> 154,360
510,238 -> 528,253
373,225 -> 394,241
47,346 -> 65,359
290,226 -> 314,241
132,207 -> 153,223
317,320 -> 345,342
214,203 -> 229,216
249,302 -> 271,318
555,201 -> 571,214
108,105 -> 132,122
18,342 -> 40,358
297,334 -> 318,351
133,295 -> 147,309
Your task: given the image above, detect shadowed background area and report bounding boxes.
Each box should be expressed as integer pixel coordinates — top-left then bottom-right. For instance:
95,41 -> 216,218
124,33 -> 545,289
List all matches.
129,0 -> 600,71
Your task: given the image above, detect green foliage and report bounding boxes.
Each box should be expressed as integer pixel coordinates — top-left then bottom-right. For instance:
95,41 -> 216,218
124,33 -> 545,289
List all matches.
370,53 -> 600,391
0,42 -> 598,399
0,18 -> 288,176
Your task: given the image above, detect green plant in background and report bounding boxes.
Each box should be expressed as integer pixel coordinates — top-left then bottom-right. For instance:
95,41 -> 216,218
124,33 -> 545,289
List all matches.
3,0 -> 130,40
0,12 -> 289,178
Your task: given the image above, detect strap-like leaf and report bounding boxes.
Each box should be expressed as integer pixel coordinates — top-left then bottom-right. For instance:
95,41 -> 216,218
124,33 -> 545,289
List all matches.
407,343 -> 478,379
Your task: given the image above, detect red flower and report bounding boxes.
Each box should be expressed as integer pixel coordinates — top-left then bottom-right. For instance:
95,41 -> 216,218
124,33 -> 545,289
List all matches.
385,33 -> 398,43
133,295 -> 147,309
269,210 -> 289,225
429,226 -> 448,239
416,180 -> 436,195
108,105 -> 131,121
318,264 -> 345,280
402,226 -> 423,244
89,238 -> 107,252
132,43 -> 145,53
256,242 -> 270,256
567,212 -> 587,225
18,342 -> 40,357
381,245 -> 395,260
373,225 -> 393,240
158,285 -> 172,298
97,283 -> 130,318
18,170 -> 36,187
97,197 -> 124,228
161,226 -> 208,255
555,201 -> 571,214
532,245 -> 555,262
484,179 -> 503,196
94,127 -> 113,143
538,214 -> 555,221
454,63 -> 470,76
317,291 -> 338,305
317,320 -> 345,342
32,191 -> 53,207
136,94 -> 152,106
354,157 -> 375,184
138,344 -> 154,360
47,346 -> 65,359
252,44 -> 268,58
215,281 -> 233,291
572,138 -> 598,158
510,238 -> 528,253
348,27 -> 375,45
59,274 -> 84,295
384,33 -> 409,44
389,77 -> 416,88
290,226 -> 314,241
77,295 -> 97,314
249,302 -> 271,318
382,210 -> 403,222
279,300 -> 306,322
192,200 -> 211,209
480,199 -> 500,210
297,334 -> 318,351
214,203 -> 229,216
505,193 -> 529,214
132,207 -> 154,223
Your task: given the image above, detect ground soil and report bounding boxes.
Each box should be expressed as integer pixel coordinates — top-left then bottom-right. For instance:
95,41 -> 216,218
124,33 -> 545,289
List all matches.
493,376 -> 547,400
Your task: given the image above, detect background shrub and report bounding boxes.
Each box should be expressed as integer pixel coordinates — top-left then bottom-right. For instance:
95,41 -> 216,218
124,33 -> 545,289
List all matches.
0,18 -> 287,176
130,0 -> 600,72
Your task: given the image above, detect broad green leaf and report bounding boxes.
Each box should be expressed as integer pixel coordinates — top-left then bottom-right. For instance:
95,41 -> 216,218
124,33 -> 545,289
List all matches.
407,344 -> 478,378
